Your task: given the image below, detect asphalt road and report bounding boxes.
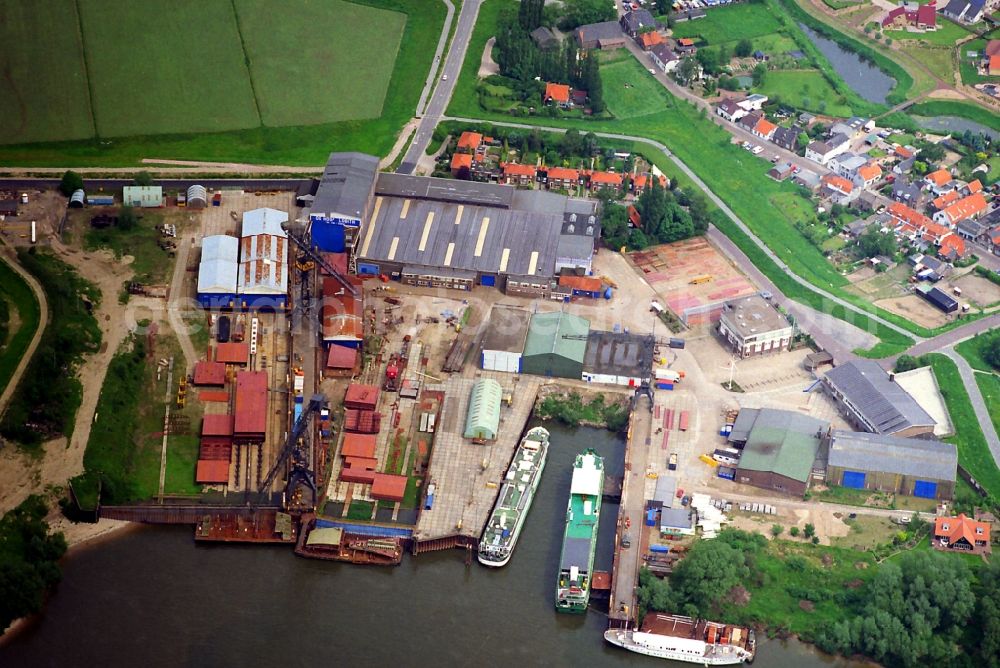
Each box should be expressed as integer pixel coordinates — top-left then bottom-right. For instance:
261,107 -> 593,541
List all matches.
0,177 -> 316,194
396,0 -> 483,175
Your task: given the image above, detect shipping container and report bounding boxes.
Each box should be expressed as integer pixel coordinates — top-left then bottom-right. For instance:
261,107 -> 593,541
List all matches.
669,338 -> 685,349
655,368 -> 681,382
678,411 -> 690,431
713,448 -> 740,465
217,315 -> 231,343
717,466 -> 736,480
649,544 -> 670,553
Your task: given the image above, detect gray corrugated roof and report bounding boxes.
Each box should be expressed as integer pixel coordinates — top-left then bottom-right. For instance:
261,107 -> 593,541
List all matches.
311,152 -> 379,219
376,173 -> 514,208
583,331 -> 654,378
728,408 -> 761,444
660,507 -> 692,529
824,361 -> 935,434
828,429 -> 957,481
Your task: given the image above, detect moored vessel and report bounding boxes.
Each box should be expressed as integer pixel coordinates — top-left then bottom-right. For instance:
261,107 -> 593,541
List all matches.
604,613 -> 756,665
555,449 -> 603,613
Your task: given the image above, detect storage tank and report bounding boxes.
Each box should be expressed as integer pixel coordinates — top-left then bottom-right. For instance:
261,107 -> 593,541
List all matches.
187,185 -> 208,209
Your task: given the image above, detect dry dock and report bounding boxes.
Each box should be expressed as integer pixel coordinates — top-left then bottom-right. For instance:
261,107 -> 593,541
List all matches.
411,374 -> 540,553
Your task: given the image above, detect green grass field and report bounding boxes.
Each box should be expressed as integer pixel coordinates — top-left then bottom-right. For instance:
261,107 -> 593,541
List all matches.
959,39 -> 997,85
0,0 -> 95,144
671,2 -> 783,44
235,0 -> 405,126
0,0 -> 442,165
0,256 -> 42,400
885,18 -> 970,46
954,332 -> 998,372
925,353 -> 1000,497
83,211 -> 174,284
79,0 -> 260,138
601,60 -> 673,119
899,44 -> 955,82
755,69 -> 853,116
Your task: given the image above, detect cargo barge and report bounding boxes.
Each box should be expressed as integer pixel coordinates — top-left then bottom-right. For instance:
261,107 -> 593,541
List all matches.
604,613 -> 756,664
555,449 -> 604,613
478,427 -> 549,567
295,517 -> 403,566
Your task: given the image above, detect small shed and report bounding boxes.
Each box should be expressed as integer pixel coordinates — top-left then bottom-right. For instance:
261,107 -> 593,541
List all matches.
464,378 -> 502,440
187,185 -> 208,208
193,360 -> 226,386
123,185 -> 163,208
69,189 -> 86,208
345,384 -> 380,411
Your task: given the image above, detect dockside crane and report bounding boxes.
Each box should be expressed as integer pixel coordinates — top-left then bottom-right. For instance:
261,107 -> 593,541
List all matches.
281,223 -> 359,298
252,393 -> 328,512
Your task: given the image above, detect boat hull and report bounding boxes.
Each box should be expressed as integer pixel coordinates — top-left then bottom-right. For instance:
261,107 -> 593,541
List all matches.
604,629 -> 751,665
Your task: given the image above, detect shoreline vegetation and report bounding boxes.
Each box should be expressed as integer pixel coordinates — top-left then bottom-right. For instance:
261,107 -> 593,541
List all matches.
534,389 -> 631,432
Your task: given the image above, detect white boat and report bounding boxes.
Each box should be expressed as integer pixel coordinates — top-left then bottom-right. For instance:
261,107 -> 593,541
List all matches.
477,427 -> 549,567
604,613 -> 756,665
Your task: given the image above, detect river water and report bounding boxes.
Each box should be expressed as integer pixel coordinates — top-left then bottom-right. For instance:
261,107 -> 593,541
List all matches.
798,25 -> 895,105
911,115 -> 999,141
0,424 -> 862,668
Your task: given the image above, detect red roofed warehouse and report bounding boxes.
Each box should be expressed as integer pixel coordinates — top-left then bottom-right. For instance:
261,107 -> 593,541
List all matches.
196,459 -> 230,484
234,370 -> 268,440
193,360 -> 226,386
322,276 -> 363,347
341,433 -> 377,459
371,473 -> 407,502
345,383 -> 380,411
215,342 -> 249,365
326,344 -> 359,372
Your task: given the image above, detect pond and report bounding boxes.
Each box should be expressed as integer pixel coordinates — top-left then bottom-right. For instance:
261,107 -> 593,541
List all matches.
911,115 -> 999,141
798,24 -> 896,105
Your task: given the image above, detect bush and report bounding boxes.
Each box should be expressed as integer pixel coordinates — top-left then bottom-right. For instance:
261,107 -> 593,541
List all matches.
790,526 -> 800,537
59,170 -> 83,197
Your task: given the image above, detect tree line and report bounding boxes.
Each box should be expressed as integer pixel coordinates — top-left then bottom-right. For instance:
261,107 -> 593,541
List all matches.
494,1 -> 605,112
0,496 -> 67,631
601,178 -> 711,250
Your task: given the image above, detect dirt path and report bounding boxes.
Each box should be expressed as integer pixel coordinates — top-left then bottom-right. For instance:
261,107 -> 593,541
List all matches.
379,120 -> 419,170
0,243 -> 49,416
478,36 -> 499,78
166,238 -> 197,368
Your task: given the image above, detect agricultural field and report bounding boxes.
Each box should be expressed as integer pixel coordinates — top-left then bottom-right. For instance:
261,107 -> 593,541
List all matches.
79,0 -> 260,137
899,44 -> 955,82
755,69 -> 853,116
670,3 -> 783,44
884,18 -> 971,47
601,59 -> 673,119
0,0 -> 95,144
236,0 -> 405,126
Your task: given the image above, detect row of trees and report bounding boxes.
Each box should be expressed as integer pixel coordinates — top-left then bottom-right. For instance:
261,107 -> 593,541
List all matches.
495,2 -> 605,112
601,178 -> 712,250
0,496 -> 68,631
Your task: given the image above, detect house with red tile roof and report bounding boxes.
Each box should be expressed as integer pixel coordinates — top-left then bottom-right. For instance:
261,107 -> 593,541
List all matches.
451,152 -> 473,177
456,131 -> 483,152
934,513 -> 991,555
938,233 -> 968,261
500,162 -> 536,186
894,145 -> 914,160
854,163 -> 882,188
991,55 -> 1000,76
921,220 -> 953,245
932,190 -> 961,210
924,168 -> 952,190
932,192 -> 989,226
887,201 -> 932,232
881,0 -> 937,30
544,82 -> 571,106
627,205 -> 642,229
751,117 -> 778,140
545,166 -> 581,190
965,179 -> 982,195
632,172 -> 668,194
638,30 -> 665,50
821,173 -> 857,205
587,170 -> 623,192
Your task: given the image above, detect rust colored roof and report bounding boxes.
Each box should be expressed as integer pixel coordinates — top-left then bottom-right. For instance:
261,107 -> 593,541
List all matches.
935,514 -> 990,546
322,277 -> 362,342
559,274 -> 603,292
547,166 -> 580,180
319,252 -> 348,276
925,169 -> 951,187
888,201 -> 931,229
345,383 -> 380,410
940,192 -> 988,224
627,204 -> 641,229
196,459 -> 230,484
967,179 -> 982,194
199,390 -> 230,403
456,131 -> 483,150
753,118 -> 777,137
339,463 -> 377,484
215,342 -> 249,365
894,145 -> 914,159
590,170 -> 622,185
544,82 -> 571,103
502,162 -> 537,177
371,473 -> 407,502
990,55 -> 1000,74
193,360 -> 226,386
933,190 -> 961,210
939,234 -> 966,257
234,370 -> 268,436
822,173 -> 854,194
341,433 -> 377,459
639,31 -> 664,48
677,37 -> 694,46
451,152 -> 473,171
633,173 -> 667,189
202,414 -> 235,437
921,221 -> 951,241
326,344 -> 358,369
857,163 -> 881,181
986,40 -> 1000,57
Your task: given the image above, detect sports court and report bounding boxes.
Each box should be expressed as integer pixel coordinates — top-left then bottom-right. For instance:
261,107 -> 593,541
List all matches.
628,237 -> 757,325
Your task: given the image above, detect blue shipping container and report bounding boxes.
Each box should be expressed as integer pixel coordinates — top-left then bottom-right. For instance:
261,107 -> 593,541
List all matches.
649,545 -> 670,553
424,494 -> 434,510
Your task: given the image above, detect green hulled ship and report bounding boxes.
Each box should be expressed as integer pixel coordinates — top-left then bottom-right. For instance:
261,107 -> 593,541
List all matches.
555,449 -> 604,614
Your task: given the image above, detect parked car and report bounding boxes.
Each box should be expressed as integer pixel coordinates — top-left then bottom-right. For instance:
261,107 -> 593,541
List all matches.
751,145 -> 764,155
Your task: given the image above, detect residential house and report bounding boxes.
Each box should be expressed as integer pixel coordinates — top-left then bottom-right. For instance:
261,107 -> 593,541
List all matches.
955,218 -> 986,241
794,169 -> 822,191
990,227 -> 1000,255
921,220 -> 953,246
771,125 -> 802,152
588,171 -> 622,192
545,166 -> 581,190
674,37 -> 697,55
638,30 -> 665,50
939,0 -> 985,24
576,21 -> 626,49
530,26 -> 559,50
938,234 -> 968,261
894,155 -> 916,175
830,120 -> 865,140
627,205 -> 642,228
924,168 -> 953,194
856,191 -> 881,213
844,218 -> 870,238
892,179 -> 923,205
991,54 -> 1000,76
881,0 -> 937,30
805,133 -> 850,165
799,112 -> 816,125
855,163 -> 883,189
620,9 -> 658,38
456,131 -> 483,153
821,174 -> 858,205
738,111 -> 763,134
501,162 -> 537,186
543,82 -> 571,107
737,94 -> 768,112
649,43 -> 681,73
451,152 -> 474,177
932,192 -> 989,226
932,189 -> 961,210
894,145 -> 915,160
751,117 -> 778,141
934,514 -> 991,555
829,153 -> 868,179
888,201 -> 933,238
964,179 -> 983,195
632,172 -> 667,195
716,99 -> 747,122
